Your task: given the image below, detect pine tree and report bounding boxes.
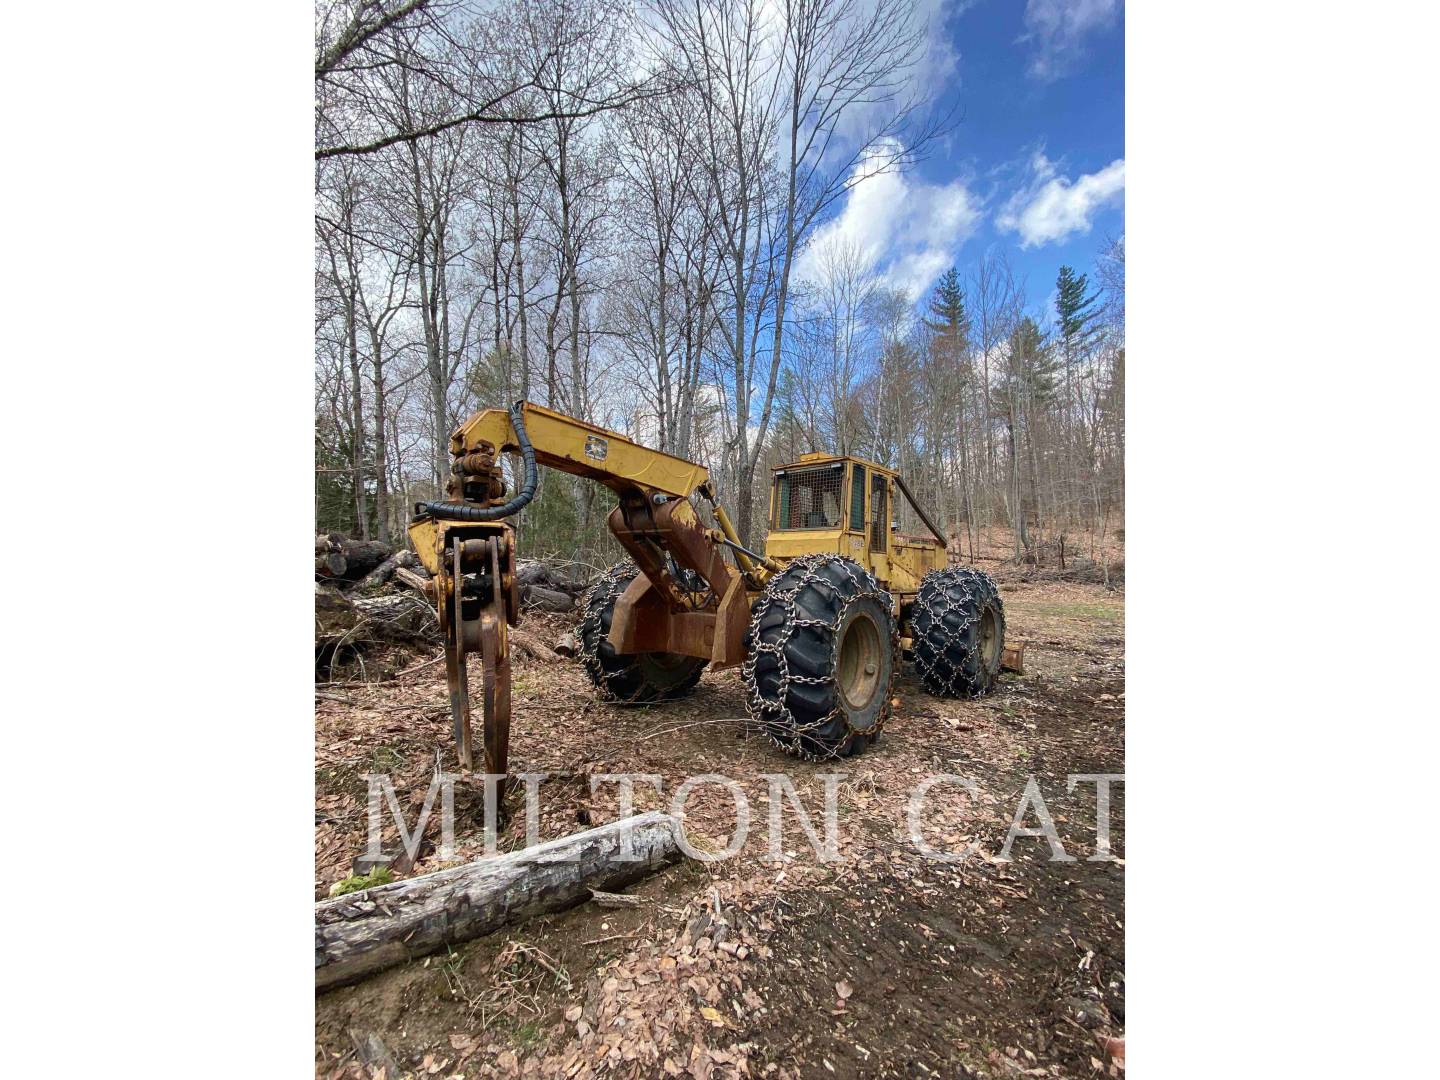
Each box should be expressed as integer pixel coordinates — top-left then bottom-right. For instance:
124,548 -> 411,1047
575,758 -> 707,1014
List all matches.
1054,265 -> 1102,414
1055,265 -> 1101,348
924,267 -> 970,353
997,317 -> 1058,409
922,267 -> 974,550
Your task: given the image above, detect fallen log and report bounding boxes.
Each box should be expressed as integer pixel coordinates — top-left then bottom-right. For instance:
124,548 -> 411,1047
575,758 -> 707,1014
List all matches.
315,534 -> 392,582
358,553 -> 402,589
509,627 -> 558,661
315,811 -> 683,991
522,583 -> 575,612
393,566 -> 431,594
315,584 -> 358,637
589,888 -> 641,909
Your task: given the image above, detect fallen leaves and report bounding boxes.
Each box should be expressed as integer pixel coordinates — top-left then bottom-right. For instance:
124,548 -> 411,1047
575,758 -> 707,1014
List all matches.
315,579 -> 1126,1078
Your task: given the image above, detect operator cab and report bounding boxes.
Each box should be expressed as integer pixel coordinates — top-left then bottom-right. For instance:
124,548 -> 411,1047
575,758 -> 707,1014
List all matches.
764,452 -> 895,572
763,452 -> 947,593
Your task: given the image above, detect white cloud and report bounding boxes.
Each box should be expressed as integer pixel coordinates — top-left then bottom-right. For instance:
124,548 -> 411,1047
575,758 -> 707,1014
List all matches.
1020,0 -> 1120,82
795,142 -> 982,301
830,0 -> 963,150
996,152 -> 1125,248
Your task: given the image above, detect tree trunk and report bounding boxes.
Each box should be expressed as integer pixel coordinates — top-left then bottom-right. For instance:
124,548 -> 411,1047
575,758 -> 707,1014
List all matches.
315,812 -> 683,990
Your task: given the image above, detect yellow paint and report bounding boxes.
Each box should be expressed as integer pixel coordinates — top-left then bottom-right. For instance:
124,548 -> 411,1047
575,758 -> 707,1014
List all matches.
417,402 -> 945,607
450,403 -> 709,498
761,454 -> 945,599
407,518 -> 441,575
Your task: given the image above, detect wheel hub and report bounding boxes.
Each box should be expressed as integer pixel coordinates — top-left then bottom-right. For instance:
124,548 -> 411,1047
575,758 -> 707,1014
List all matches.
837,610 -> 883,711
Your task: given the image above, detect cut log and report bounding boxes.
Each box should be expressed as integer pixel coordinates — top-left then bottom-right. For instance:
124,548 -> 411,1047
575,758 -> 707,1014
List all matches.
393,567 -> 431,594
554,632 -> 580,658
315,811 -> 683,991
509,628 -> 556,661
515,560 -> 551,588
515,558 -> 591,596
522,584 -> 575,612
358,554 -> 402,589
315,534 -> 393,582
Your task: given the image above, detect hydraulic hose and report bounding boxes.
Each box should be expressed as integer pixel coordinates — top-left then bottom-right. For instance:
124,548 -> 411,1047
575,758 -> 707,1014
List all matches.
414,401 -> 539,521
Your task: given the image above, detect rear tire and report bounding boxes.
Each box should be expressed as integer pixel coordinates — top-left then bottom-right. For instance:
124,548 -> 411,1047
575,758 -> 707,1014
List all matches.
910,566 -> 1005,697
578,563 -> 707,703
743,555 -> 897,759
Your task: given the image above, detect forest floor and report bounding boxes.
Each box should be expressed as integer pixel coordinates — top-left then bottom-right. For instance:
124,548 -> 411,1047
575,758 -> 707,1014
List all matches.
315,570 -> 1125,1079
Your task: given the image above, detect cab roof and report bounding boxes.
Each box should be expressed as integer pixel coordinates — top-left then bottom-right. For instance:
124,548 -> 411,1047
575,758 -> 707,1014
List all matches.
772,451 -> 897,477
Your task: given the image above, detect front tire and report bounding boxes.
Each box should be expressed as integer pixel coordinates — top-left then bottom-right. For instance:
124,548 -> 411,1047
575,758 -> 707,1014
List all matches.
743,555 -> 897,759
910,566 -> 1005,697
578,563 -> 707,703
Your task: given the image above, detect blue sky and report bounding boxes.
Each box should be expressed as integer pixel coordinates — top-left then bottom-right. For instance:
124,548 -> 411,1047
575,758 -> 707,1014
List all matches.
799,0 -> 1125,326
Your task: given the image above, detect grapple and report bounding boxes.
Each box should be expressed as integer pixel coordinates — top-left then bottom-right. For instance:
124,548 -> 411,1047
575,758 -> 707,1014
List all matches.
409,518 -> 519,775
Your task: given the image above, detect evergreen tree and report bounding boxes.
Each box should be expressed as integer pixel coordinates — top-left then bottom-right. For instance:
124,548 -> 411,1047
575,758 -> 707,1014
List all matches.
315,427 -> 359,534
1055,265 -> 1101,348
924,267 -> 970,373
1054,265 -> 1102,407
996,316 -> 1058,410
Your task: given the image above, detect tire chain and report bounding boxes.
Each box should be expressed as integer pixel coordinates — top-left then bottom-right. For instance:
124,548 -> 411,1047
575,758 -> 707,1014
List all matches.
742,554 -> 899,761
577,561 -> 651,703
912,565 -> 1004,697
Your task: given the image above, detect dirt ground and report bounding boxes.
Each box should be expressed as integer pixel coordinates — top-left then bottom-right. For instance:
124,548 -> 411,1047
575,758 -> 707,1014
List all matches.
315,571 -> 1124,1079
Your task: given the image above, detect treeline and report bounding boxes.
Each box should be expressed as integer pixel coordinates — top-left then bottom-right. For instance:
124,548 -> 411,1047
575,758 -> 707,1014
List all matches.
314,0 -> 1124,567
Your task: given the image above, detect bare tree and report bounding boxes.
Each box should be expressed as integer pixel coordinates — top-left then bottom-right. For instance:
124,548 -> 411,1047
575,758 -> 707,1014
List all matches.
313,0 -> 1125,571
316,0 -> 673,159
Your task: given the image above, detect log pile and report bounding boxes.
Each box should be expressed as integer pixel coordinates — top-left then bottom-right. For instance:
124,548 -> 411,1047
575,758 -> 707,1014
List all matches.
516,558 -> 593,612
314,534 -> 596,679
315,533 -> 399,583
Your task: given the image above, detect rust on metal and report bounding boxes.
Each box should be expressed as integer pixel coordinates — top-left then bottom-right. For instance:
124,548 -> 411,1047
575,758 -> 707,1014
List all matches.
1001,641 -> 1026,674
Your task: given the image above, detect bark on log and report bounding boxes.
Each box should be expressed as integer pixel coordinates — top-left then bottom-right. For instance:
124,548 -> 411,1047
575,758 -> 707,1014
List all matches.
509,628 -> 557,661
315,584 -> 358,636
358,553 -> 402,589
315,812 -> 683,990
522,584 -> 575,612
351,593 -> 438,640
315,535 -> 393,582
393,567 -> 431,593
515,561 -> 551,588
515,559 -> 589,595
